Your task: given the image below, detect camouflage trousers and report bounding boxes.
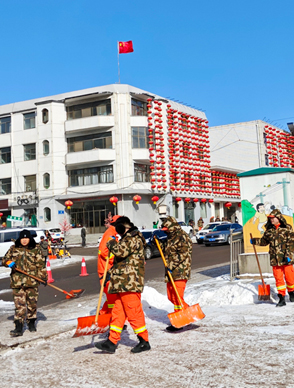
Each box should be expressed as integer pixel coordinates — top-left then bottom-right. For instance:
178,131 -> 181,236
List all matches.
12,287 -> 39,323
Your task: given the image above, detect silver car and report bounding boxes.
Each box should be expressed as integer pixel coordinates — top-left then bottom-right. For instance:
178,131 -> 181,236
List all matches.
203,223 -> 243,246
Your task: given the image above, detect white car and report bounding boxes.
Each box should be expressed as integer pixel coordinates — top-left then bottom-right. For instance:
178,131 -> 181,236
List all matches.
0,227 -> 46,260
177,221 -> 194,238
196,221 -> 231,244
48,228 -> 64,242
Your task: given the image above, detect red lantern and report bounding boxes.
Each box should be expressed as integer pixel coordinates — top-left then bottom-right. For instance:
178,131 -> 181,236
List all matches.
201,198 -> 207,203
193,198 -> 199,203
110,196 -> 118,206
151,195 -> 159,204
175,197 -> 182,203
133,195 -> 142,205
65,200 -> 73,209
185,198 -> 191,203
224,202 -> 232,209
208,199 -> 214,203
0,212 -> 3,219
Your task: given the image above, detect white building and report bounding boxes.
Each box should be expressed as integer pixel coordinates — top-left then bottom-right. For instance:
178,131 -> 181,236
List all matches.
0,84 -> 246,234
209,120 -> 294,222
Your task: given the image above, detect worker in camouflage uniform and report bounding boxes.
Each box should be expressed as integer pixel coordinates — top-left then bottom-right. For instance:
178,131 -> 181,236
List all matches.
251,209 -> 294,307
95,217 -> 151,354
2,229 -> 47,336
160,216 -> 192,331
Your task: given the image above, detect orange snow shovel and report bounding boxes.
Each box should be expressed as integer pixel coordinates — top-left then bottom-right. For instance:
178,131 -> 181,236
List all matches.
154,236 -> 205,328
250,233 -> 271,301
72,254 -> 112,337
15,268 -> 85,299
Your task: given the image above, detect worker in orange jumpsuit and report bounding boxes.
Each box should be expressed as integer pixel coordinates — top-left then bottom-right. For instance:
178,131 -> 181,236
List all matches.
95,217 -> 150,354
98,215 -> 121,315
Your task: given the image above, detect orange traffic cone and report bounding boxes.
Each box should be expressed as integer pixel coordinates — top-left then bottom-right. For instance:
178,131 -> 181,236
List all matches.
80,257 -> 89,277
46,260 -> 55,283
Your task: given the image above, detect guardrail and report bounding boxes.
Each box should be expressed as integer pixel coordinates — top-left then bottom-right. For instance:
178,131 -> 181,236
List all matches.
230,230 -> 243,280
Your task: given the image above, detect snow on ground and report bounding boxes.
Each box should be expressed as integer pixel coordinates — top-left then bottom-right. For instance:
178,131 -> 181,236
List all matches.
1,263 -> 294,388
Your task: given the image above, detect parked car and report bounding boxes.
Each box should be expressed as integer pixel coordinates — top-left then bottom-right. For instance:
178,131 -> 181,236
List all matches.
0,227 -> 46,261
141,229 -> 167,260
48,228 -> 64,242
203,223 -> 243,246
177,221 -> 194,238
196,221 -> 231,244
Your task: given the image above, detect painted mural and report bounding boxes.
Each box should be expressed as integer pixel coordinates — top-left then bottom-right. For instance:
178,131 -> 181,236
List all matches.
242,178 -> 294,254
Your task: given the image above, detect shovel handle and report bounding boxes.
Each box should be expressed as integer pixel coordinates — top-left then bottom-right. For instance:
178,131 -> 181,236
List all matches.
15,267 -> 74,298
250,233 -> 267,292
95,253 -> 111,324
154,236 -> 184,309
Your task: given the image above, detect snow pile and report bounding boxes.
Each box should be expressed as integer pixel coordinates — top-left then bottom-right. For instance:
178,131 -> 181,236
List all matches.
1,268 -> 294,388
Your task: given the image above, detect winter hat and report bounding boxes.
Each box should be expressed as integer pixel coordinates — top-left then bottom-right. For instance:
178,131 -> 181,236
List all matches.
19,229 -> 31,239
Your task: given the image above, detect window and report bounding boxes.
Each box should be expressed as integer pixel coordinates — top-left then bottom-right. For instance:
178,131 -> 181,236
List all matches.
0,178 -> 11,195
265,154 -> 269,166
43,140 -> 50,155
134,163 -> 150,182
44,207 -> 51,222
24,143 -> 36,161
131,99 -> 147,116
43,173 -> 50,189
66,99 -> 111,120
3,231 -> 19,242
200,202 -> 207,218
24,175 -> 36,192
0,147 -> 11,164
0,117 -> 11,134
42,109 -> 49,124
68,166 -> 113,187
67,132 -> 112,153
132,127 -> 149,148
23,112 -> 36,129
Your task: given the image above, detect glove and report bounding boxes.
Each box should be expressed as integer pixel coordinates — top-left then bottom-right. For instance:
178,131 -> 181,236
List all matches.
250,238 -> 256,245
165,268 -> 172,277
42,279 -> 47,286
286,257 -> 291,264
104,272 -> 111,287
7,260 -> 16,269
110,236 -> 116,240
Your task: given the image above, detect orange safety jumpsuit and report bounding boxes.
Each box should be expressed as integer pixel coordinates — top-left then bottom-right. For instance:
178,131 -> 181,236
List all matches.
167,280 -> 189,311
109,292 -> 148,344
273,265 -> 294,296
97,215 -> 120,314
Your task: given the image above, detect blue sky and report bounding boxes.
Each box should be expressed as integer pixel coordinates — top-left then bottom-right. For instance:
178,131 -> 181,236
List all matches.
0,0 -> 293,128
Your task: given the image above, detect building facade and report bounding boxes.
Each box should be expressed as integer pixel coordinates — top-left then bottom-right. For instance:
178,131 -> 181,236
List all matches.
0,84 -> 253,234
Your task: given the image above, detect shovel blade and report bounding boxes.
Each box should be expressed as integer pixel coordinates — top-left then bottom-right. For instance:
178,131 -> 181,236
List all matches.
72,314 -> 111,338
65,289 -> 85,299
258,284 -> 271,300
168,303 -> 205,329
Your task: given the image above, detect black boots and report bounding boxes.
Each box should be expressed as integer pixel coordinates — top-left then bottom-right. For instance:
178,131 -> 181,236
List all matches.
10,320 -> 23,337
95,339 -> 117,354
289,291 -> 294,302
131,335 -> 151,353
276,294 -> 286,307
28,318 -> 37,332
166,325 -> 183,332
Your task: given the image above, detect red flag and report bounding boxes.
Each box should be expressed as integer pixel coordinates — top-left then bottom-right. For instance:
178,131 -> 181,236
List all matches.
119,41 -> 134,54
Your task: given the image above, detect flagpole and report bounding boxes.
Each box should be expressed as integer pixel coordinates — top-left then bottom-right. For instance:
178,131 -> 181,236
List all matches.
117,42 -> 120,84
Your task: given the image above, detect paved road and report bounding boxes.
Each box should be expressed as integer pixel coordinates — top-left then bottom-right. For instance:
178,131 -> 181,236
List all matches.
0,243 -> 230,308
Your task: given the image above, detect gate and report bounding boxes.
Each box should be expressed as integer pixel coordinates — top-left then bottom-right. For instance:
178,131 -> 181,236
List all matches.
230,229 -> 243,280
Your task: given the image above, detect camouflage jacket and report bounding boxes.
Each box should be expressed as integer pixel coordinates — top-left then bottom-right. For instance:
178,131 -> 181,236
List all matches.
161,216 -> 192,282
254,209 -> 294,266
2,242 -> 47,289
106,227 -> 146,294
